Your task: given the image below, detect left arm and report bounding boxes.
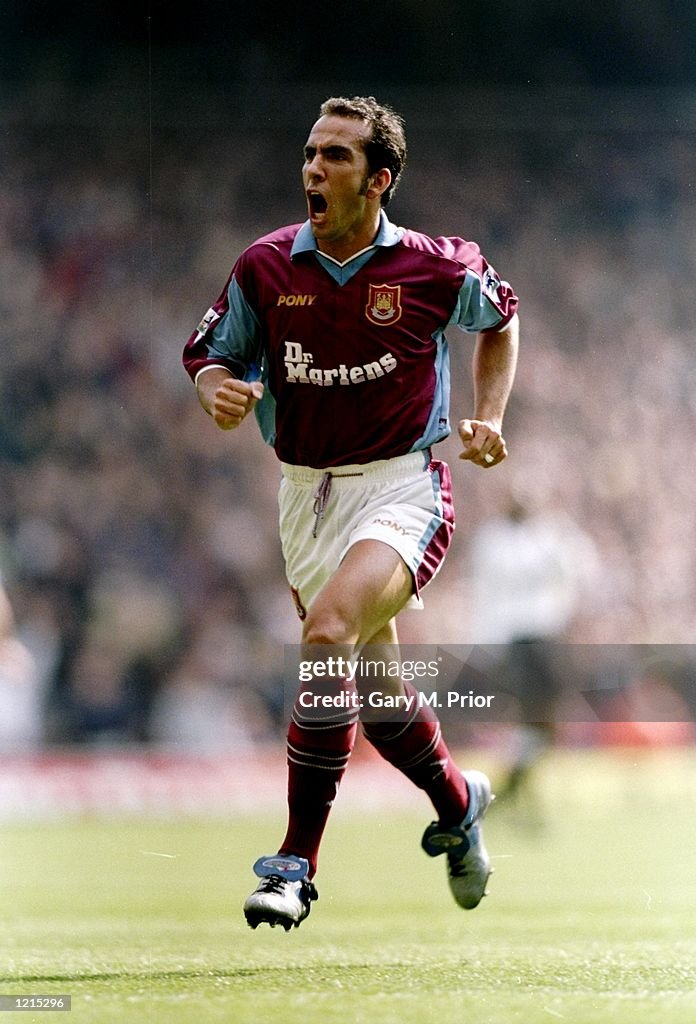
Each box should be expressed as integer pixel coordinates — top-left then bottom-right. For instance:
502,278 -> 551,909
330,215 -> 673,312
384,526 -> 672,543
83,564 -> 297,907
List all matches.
458,313 -> 519,468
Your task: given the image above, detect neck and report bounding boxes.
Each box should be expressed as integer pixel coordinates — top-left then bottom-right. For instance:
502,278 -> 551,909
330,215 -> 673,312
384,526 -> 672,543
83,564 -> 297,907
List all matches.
317,209 -> 382,263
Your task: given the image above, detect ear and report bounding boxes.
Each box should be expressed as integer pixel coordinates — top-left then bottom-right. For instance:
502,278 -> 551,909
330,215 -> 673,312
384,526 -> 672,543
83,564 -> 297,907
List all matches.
365,167 -> 392,201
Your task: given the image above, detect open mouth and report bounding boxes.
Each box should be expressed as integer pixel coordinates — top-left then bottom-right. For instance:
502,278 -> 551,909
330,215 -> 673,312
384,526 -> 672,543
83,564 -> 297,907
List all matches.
307,190 -> 328,218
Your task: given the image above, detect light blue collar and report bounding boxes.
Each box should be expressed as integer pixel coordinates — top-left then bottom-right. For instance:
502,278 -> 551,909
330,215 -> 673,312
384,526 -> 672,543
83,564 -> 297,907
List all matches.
291,211 -> 403,285
291,209 -> 402,260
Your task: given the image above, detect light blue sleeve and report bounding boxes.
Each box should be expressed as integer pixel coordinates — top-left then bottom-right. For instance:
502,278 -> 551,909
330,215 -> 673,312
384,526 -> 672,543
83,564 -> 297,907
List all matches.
207,276 -> 263,379
206,274 -> 276,445
447,268 -> 505,333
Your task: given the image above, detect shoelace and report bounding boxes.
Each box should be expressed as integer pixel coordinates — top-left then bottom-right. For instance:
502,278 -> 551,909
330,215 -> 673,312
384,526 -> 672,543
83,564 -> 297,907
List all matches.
448,858 -> 470,878
257,874 -> 287,895
257,874 -> 319,904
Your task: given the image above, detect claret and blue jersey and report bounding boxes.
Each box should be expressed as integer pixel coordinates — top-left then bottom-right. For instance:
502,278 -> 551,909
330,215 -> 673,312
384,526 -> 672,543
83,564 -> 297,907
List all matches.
183,211 -> 518,469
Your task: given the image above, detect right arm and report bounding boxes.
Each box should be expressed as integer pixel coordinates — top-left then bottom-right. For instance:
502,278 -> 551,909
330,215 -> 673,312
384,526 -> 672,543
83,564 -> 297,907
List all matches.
184,257 -> 264,430
195,367 -> 264,431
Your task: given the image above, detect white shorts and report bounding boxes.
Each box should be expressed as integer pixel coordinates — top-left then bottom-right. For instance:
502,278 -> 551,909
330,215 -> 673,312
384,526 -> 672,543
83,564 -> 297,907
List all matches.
278,450 -> 455,619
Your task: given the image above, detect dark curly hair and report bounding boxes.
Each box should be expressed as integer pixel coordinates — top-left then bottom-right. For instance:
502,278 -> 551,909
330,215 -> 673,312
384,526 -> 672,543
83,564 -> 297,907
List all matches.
319,96 -> 407,206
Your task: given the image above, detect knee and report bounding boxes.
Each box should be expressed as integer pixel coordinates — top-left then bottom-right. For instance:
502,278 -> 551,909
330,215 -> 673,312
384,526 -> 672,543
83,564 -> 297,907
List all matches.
302,606 -> 356,647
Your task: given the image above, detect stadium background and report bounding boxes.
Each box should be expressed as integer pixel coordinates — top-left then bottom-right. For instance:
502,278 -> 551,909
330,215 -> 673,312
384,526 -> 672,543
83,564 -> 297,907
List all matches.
1,2 -> 696,764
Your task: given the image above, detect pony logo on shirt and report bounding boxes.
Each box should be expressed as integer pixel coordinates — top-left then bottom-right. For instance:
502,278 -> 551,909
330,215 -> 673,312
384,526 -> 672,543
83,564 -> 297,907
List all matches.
365,283 -> 402,326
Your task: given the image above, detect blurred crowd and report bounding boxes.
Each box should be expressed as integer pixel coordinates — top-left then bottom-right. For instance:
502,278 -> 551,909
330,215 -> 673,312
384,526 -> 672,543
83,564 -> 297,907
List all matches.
2,84 -> 696,750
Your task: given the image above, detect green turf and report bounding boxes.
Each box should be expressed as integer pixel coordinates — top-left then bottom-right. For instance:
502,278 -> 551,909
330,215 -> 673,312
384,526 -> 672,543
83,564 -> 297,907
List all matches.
1,749 -> 696,1023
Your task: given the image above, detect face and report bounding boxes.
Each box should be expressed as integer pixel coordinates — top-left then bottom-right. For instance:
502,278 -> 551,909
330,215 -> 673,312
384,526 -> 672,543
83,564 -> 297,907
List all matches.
302,115 -> 386,257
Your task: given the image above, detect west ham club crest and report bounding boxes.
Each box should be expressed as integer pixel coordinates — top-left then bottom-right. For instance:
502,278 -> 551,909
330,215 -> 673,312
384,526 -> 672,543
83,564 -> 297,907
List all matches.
365,283 -> 402,326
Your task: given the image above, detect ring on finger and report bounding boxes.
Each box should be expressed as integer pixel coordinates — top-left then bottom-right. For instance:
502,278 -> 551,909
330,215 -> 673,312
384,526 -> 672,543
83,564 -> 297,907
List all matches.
483,453 -> 495,464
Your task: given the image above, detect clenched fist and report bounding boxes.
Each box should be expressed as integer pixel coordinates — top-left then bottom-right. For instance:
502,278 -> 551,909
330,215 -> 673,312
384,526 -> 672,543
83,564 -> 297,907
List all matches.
211,378 -> 265,430
458,418 -> 507,468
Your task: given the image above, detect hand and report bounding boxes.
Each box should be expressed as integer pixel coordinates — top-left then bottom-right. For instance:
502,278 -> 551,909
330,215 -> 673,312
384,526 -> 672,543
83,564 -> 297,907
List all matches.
212,379 -> 264,430
458,418 -> 507,468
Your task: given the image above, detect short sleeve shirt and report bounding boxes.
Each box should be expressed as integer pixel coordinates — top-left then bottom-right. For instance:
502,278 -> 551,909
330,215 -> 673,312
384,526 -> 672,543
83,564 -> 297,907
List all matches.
183,212 -> 518,468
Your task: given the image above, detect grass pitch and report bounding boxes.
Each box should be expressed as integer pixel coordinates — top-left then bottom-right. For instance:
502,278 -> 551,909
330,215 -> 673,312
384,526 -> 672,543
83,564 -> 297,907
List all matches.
1,748 -> 696,1023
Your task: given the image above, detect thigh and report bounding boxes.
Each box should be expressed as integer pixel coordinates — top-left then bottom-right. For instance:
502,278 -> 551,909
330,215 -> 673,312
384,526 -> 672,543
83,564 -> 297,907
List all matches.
305,538 -> 413,650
